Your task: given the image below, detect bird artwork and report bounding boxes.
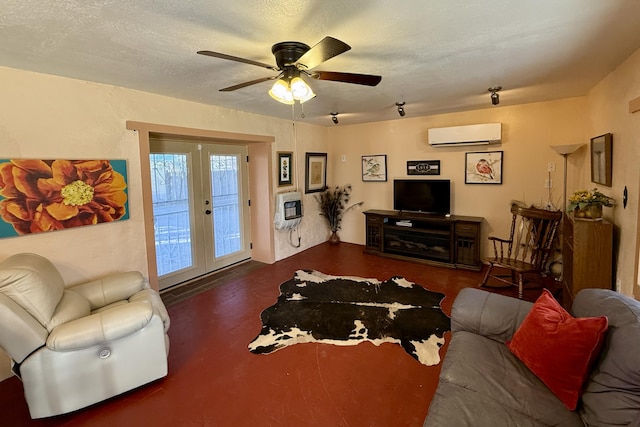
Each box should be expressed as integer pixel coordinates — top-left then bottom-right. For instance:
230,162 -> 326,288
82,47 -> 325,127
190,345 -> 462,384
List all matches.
365,161 -> 380,176
362,156 -> 386,181
465,152 -> 503,184
475,159 -> 494,180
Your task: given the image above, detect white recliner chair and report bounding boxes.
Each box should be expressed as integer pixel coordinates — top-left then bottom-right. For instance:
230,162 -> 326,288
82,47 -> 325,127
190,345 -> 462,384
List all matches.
0,253 -> 170,418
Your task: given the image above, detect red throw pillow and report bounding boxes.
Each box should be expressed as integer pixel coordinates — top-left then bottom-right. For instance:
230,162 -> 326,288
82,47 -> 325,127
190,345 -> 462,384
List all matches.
507,289 -> 608,410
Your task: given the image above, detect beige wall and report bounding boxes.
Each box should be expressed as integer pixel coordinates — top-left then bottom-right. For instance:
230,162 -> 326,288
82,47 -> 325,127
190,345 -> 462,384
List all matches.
327,97 -> 589,260
0,66 -> 329,284
324,46 -> 640,298
274,122 -> 332,258
585,47 -> 640,297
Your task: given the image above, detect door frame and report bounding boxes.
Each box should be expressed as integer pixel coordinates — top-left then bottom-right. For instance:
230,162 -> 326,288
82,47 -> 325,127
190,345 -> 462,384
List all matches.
127,121 -> 275,291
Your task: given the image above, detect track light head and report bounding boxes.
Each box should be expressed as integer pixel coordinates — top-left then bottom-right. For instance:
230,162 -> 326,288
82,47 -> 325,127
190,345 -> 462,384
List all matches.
488,86 -> 502,105
396,102 -> 406,117
330,112 -> 339,124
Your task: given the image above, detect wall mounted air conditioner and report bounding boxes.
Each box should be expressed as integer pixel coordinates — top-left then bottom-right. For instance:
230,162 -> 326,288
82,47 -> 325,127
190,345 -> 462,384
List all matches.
428,123 -> 502,147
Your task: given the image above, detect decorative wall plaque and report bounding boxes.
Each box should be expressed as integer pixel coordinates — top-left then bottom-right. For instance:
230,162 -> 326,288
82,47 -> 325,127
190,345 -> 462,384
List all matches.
407,160 -> 440,175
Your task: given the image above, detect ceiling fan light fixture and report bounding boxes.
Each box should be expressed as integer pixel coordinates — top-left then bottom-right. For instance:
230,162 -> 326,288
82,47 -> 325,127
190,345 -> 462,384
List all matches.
293,79 -> 316,104
268,75 -> 315,104
269,79 -> 294,104
298,91 -> 316,104
200,36 -> 381,108
290,77 -> 310,97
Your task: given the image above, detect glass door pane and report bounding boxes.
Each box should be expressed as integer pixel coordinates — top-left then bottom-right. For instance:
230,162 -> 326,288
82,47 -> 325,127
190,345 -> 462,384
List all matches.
203,144 -> 251,271
150,153 -> 194,276
150,140 -> 251,289
210,154 -> 242,257
149,139 -> 207,290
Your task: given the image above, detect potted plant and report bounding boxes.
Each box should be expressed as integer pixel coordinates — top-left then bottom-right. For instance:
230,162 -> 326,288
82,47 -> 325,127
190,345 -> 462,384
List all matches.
315,184 -> 363,244
567,188 -> 615,219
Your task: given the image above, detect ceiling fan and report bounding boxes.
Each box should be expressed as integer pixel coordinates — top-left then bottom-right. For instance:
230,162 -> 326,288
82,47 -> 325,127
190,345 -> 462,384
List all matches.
197,36 -> 381,104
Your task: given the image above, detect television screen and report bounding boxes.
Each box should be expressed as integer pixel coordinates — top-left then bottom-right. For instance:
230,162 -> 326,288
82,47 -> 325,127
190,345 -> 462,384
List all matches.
393,179 -> 451,215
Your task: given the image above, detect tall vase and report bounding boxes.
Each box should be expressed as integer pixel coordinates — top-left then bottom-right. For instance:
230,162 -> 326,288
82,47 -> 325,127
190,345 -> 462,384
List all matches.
328,231 -> 340,245
574,204 -> 603,219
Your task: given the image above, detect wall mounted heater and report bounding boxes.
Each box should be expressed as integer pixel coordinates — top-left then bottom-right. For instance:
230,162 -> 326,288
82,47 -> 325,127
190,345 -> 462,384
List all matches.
428,123 -> 502,147
274,191 -> 303,230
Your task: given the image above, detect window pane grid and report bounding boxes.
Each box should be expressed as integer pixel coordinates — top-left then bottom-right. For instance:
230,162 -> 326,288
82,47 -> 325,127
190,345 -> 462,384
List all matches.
210,155 -> 241,257
150,153 -> 193,276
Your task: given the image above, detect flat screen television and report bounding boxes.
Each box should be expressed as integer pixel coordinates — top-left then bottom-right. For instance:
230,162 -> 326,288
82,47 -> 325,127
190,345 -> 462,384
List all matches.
393,179 -> 451,215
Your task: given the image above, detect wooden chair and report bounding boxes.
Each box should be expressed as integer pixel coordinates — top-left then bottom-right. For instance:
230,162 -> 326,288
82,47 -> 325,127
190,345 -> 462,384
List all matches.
480,203 -> 562,298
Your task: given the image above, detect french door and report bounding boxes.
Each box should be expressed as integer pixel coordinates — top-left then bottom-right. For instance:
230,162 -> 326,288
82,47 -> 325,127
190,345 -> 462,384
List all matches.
149,139 -> 251,290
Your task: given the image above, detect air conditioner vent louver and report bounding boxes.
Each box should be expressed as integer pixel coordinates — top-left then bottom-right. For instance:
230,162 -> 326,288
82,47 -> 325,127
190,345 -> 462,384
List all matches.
428,123 -> 502,147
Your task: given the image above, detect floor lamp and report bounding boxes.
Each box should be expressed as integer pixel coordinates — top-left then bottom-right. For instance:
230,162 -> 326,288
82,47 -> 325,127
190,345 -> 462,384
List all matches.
550,143 -> 584,279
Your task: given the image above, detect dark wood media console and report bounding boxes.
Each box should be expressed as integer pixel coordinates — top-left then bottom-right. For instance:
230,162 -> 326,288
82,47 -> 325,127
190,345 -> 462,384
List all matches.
363,209 -> 483,271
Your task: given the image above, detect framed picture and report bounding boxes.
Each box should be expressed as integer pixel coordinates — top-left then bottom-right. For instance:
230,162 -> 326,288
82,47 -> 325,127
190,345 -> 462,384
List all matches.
590,133 -> 612,187
465,151 -> 503,184
277,151 -> 293,186
362,155 -> 387,182
305,152 -> 327,193
407,160 -> 440,175
0,159 -> 129,239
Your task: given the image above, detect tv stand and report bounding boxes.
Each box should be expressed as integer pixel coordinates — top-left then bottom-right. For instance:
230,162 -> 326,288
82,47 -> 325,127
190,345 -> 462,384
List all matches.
363,210 -> 482,271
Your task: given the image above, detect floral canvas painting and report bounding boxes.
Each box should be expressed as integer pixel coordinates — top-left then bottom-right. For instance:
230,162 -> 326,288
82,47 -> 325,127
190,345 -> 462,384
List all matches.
0,159 -> 129,238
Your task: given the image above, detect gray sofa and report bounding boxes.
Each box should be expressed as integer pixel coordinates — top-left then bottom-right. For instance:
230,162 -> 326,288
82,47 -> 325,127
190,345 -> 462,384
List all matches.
424,288 -> 640,426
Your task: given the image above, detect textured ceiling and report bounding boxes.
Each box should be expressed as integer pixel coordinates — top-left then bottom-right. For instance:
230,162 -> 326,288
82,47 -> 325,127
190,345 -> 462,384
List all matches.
2,0 -> 640,126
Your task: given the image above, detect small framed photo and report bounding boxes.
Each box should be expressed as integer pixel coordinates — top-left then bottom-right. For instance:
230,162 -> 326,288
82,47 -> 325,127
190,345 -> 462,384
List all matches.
277,151 -> 293,186
590,133 -> 612,187
407,160 -> 440,175
362,154 -> 387,182
305,152 -> 327,193
465,151 -> 503,184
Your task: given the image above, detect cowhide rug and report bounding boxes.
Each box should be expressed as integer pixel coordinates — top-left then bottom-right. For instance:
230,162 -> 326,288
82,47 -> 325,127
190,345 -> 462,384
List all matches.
248,270 -> 450,366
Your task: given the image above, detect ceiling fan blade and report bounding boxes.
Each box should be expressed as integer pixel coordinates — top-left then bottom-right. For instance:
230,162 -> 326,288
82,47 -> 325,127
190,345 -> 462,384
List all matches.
295,36 -> 351,70
311,71 -> 382,86
197,50 -> 278,71
219,76 -> 278,92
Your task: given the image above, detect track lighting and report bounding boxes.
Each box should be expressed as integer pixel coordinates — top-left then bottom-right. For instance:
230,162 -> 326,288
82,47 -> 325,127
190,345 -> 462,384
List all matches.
330,112 -> 339,124
488,86 -> 502,105
396,102 -> 406,117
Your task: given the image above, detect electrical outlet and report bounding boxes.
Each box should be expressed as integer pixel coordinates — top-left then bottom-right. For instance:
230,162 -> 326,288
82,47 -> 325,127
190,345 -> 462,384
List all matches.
545,179 -> 553,188
547,162 -> 556,172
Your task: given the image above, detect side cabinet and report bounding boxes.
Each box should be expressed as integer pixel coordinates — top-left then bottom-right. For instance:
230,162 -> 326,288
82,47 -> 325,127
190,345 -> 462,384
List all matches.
365,214 -> 384,252
454,221 -> 482,270
562,214 -> 613,307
